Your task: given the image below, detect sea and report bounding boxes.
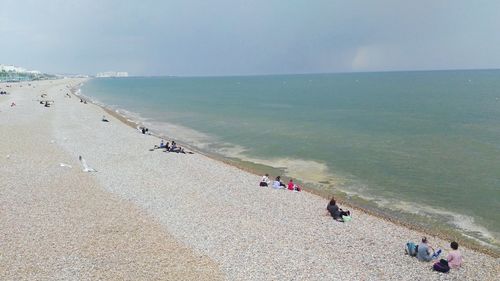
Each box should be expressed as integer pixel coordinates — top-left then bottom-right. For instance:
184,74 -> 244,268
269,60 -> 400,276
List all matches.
80,70 -> 500,252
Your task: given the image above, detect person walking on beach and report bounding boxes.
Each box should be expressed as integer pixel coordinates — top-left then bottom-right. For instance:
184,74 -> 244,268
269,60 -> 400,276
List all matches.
446,241 -> 463,269
260,174 -> 271,187
417,237 -> 441,262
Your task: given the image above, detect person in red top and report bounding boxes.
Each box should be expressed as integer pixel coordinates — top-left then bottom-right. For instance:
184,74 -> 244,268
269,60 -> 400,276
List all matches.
288,179 -> 295,190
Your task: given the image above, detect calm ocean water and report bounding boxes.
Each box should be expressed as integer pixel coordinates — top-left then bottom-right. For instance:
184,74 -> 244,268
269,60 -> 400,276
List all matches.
81,70 -> 500,250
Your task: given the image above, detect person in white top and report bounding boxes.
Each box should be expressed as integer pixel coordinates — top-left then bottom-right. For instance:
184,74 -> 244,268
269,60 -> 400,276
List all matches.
260,174 -> 271,187
272,176 -> 286,189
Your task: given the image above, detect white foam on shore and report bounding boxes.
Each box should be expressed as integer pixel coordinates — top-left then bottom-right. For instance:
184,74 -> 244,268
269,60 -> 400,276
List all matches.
121,112 -> 339,185
227,154 -> 335,185
145,120 -> 217,150
338,186 -> 500,249
390,201 -> 498,245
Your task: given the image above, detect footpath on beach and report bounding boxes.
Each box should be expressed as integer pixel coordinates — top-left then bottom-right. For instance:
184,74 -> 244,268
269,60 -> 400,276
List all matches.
0,79 -> 498,280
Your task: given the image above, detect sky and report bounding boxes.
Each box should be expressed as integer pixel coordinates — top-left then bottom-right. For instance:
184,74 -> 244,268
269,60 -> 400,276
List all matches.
1,0 -> 499,76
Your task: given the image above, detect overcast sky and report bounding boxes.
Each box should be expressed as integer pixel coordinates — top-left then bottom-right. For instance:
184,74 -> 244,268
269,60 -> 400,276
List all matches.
1,0 -> 499,76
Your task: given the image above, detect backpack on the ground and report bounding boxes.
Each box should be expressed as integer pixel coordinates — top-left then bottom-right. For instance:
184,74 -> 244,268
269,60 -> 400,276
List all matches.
433,259 -> 450,273
405,242 -> 418,257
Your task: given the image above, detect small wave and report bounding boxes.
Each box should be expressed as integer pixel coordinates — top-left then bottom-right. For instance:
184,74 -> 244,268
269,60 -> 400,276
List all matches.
114,108 -> 151,125
339,188 -> 499,249
214,146 -> 338,185
144,120 -> 216,149
392,201 -> 498,244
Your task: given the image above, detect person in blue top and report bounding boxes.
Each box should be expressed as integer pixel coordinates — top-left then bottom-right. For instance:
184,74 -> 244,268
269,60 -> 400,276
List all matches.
417,237 -> 441,262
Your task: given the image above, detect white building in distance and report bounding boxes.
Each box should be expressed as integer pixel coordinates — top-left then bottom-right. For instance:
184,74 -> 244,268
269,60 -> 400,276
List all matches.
0,64 -> 41,74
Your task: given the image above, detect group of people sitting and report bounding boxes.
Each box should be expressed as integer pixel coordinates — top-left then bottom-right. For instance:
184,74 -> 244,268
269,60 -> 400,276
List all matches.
406,237 -> 462,273
39,100 -> 53,107
0,91 -> 8,95
259,174 -> 302,192
327,196 -> 463,274
154,139 -> 193,154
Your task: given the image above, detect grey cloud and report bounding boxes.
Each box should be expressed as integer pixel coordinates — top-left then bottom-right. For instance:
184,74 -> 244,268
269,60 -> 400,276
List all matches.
1,0 -> 499,75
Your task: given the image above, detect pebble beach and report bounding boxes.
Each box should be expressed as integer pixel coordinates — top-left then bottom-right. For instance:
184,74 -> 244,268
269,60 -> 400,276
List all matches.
1,79 -> 498,280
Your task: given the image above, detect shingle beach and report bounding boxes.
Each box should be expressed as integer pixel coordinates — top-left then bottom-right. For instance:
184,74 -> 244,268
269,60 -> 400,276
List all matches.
1,79 -> 498,280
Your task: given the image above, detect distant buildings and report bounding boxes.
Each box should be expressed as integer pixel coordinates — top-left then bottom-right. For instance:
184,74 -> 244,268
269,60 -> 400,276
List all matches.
0,64 -> 41,75
96,71 -> 129,78
0,64 -> 48,82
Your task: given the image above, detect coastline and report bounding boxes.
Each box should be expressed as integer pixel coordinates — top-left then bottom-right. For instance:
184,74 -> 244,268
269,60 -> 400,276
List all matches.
76,80 -> 499,258
3,78 -> 496,280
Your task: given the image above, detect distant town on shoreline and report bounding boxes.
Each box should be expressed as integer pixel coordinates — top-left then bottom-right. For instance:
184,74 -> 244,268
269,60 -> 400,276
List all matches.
0,64 -> 128,82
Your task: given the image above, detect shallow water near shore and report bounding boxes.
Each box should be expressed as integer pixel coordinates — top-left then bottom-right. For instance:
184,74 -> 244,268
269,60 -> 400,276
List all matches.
81,70 -> 500,252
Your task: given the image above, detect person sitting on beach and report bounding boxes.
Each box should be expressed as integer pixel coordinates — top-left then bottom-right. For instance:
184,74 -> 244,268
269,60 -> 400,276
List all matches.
417,237 -> 441,262
154,140 -> 166,149
169,144 -> 184,153
44,101 -> 50,107
169,142 -> 177,152
286,179 -> 301,192
326,198 -> 350,222
101,115 -> 109,122
260,174 -> 271,187
272,176 -> 286,189
446,241 -> 462,269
